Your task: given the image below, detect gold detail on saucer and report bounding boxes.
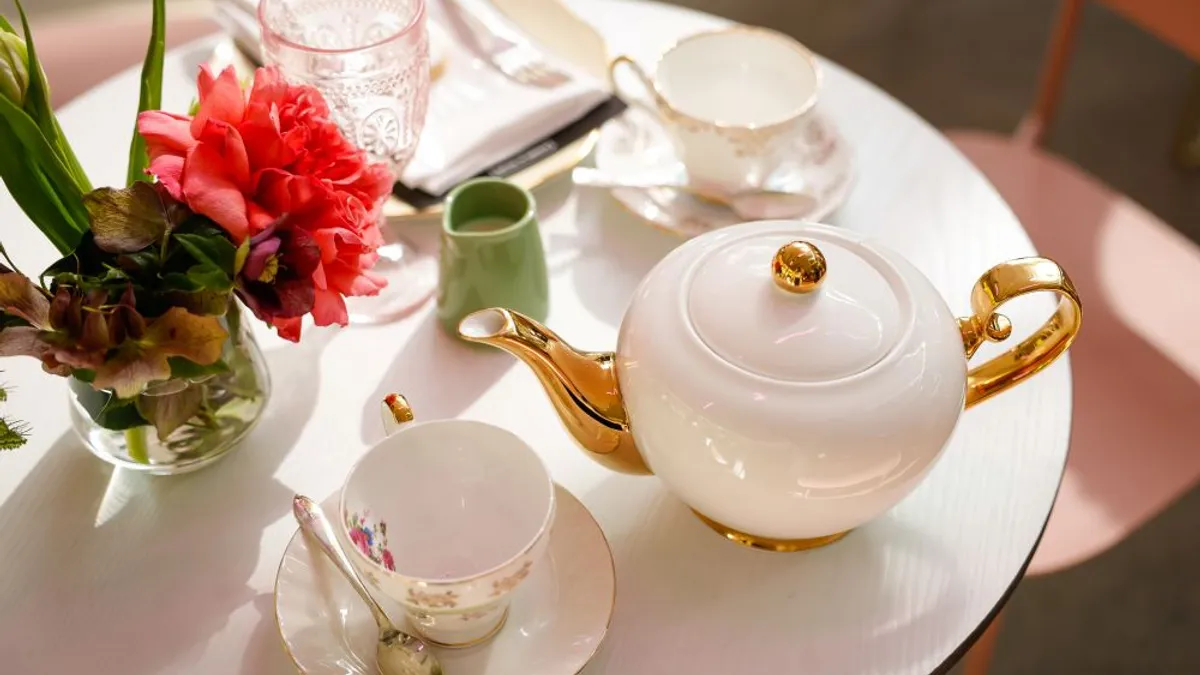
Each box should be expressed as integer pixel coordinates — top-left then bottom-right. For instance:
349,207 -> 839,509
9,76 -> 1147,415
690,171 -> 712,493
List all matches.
489,560 -> 533,597
416,607 -> 510,649
772,241 -> 827,293
692,510 -> 849,551
957,257 -> 1083,409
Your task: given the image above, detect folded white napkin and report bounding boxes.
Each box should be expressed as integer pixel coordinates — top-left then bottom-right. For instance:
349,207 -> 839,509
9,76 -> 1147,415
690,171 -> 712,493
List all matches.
214,0 -> 609,195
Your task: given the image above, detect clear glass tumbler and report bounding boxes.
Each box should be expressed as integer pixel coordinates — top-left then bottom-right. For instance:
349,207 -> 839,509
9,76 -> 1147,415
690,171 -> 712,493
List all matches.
258,0 -> 437,323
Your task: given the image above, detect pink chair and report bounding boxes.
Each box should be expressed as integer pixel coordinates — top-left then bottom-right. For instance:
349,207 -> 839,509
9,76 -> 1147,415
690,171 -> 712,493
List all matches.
32,2 -> 219,108
947,1 -> 1200,673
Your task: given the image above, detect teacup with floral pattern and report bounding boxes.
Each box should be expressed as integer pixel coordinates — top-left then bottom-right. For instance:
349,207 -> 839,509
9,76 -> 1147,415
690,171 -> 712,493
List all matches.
340,403 -> 556,648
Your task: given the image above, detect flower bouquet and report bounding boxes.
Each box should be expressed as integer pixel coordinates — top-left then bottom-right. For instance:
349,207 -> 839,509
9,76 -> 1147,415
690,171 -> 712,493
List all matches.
0,1 -> 392,472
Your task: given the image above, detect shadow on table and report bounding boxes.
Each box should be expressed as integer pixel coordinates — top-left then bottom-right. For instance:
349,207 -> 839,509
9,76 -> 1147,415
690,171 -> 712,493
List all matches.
549,187 -> 684,328
0,329 -> 334,675
358,312 -> 514,444
579,476 -> 969,675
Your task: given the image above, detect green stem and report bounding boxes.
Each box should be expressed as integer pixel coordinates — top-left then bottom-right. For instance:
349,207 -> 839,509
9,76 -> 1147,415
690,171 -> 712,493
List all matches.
125,426 -> 149,464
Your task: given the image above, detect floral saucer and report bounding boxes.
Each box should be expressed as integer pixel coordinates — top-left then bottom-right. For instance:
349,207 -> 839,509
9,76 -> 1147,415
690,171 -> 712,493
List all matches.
592,107 -> 856,238
274,484 -> 615,675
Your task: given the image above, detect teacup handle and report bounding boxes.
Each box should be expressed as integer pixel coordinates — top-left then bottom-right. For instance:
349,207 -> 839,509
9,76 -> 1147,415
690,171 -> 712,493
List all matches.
608,55 -> 664,118
381,393 -> 415,436
958,257 -> 1082,409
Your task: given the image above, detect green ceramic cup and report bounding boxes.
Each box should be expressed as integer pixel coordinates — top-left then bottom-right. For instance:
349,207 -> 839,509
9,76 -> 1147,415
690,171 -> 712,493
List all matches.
438,178 -> 550,336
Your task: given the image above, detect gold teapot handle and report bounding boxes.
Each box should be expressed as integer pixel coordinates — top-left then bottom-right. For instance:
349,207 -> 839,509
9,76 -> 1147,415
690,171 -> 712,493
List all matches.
958,258 -> 1082,409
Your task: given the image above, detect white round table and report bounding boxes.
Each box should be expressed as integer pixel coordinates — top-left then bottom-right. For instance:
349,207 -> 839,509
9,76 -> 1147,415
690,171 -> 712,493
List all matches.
0,1 -> 1072,674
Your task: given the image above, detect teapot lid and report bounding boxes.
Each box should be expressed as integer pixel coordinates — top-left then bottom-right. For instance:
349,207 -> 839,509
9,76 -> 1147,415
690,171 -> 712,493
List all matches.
684,226 -> 907,382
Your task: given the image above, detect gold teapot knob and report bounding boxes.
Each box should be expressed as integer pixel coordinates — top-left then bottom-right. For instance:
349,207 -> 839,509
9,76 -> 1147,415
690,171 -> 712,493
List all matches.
772,241 -> 827,293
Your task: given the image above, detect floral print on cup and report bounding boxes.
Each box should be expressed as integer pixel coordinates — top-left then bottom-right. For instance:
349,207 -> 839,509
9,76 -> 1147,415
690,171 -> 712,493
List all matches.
489,560 -> 532,597
346,510 -> 396,572
408,588 -> 460,609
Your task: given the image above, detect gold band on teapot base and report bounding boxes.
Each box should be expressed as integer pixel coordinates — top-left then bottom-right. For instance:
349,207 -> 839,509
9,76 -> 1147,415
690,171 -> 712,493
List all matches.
691,510 -> 850,552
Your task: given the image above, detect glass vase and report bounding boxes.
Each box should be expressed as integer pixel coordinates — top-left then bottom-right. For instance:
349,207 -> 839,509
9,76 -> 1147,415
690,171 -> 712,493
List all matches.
68,300 -> 271,475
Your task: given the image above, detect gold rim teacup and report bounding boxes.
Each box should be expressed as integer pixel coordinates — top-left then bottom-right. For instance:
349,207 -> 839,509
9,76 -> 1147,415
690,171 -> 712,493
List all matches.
608,26 -> 825,193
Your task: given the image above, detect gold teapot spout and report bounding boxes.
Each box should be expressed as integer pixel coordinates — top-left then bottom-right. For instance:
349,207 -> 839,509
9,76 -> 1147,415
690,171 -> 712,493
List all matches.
458,308 -> 650,475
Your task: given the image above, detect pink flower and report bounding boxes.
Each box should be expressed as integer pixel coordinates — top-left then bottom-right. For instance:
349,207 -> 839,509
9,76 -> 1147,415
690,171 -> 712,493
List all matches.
348,528 -> 370,556
137,65 -> 392,341
381,549 -> 395,572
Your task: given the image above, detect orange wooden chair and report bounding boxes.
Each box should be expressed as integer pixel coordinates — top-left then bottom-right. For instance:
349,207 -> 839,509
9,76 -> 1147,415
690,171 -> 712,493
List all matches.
946,1 -> 1200,673
33,1 -> 219,109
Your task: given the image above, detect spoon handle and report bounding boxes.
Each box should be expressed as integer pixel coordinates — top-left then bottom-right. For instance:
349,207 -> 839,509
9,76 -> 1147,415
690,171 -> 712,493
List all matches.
292,494 -> 396,631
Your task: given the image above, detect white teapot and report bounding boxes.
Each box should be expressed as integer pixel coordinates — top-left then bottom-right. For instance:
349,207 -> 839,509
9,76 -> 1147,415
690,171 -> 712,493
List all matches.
458,221 -> 1082,551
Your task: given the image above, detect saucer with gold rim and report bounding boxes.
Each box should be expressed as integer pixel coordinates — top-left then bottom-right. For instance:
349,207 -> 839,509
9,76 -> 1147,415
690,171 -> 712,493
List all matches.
592,106 -> 855,238
274,484 -> 615,675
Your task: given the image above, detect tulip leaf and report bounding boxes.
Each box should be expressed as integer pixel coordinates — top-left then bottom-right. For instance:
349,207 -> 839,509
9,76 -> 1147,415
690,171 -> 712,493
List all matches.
0,117 -> 82,253
0,92 -> 89,247
136,383 -> 203,441
0,16 -> 15,33
83,182 -> 168,253
127,0 -> 166,186
92,307 -> 227,399
13,0 -> 90,192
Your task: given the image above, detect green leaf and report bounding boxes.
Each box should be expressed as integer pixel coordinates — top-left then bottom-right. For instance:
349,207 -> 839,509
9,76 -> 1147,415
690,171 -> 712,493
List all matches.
13,0 -> 90,192
116,250 -> 160,275
126,0 -> 166,186
0,16 -> 16,33
168,356 -> 229,380
0,119 -> 81,254
174,232 -> 237,272
163,288 -> 231,315
162,272 -> 202,292
83,182 -> 167,253
136,383 -> 203,441
48,113 -> 90,192
188,266 -> 233,292
68,377 -> 149,430
173,231 -> 236,291
0,94 -> 89,246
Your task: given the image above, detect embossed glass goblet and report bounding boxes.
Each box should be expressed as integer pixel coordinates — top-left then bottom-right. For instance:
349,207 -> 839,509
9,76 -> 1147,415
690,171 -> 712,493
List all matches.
259,0 -> 436,324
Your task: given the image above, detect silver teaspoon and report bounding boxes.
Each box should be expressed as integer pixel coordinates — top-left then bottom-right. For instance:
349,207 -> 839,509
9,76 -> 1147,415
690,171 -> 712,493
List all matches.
571,166 -> 818,220
292,495 -> 443,675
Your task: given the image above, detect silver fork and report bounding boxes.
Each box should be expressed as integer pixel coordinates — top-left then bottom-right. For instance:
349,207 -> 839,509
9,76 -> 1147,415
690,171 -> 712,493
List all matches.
441,0 -> 571,89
